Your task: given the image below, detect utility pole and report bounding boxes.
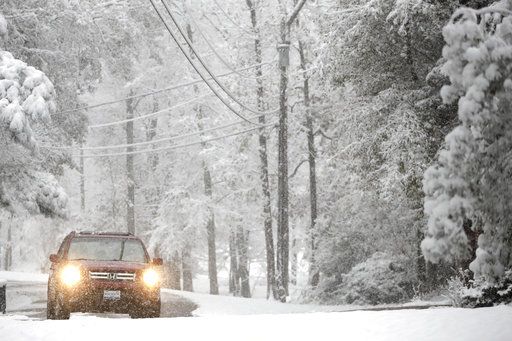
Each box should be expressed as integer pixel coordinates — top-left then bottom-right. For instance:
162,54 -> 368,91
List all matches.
276,0 -> 308,302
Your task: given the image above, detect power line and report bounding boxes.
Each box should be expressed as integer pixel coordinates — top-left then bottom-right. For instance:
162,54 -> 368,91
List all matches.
187,9 -> 272,80
42,112 -> 274,151
87,94 -> 210,129
211,0 -> 256,38
73,122 -> 277,158
55,61 -> 272,116
149,0 -> 262,126
160,0 -> 279,117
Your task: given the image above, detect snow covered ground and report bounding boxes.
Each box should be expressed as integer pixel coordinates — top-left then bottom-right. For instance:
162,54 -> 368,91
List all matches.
1,271 -> 512,340
1,305 -> 511,341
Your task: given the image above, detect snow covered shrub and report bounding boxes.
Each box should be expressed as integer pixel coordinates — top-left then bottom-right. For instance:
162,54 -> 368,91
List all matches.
445,270 -> 472,307
460,270 -> 512,307
317,252 -> 415,305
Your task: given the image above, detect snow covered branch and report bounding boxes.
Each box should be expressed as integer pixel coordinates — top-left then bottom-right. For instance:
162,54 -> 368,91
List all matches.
0,51 -> 56,149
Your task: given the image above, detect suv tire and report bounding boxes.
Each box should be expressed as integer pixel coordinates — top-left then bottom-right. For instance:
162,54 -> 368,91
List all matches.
54,294 -> 70,320
46,284 -> 56,319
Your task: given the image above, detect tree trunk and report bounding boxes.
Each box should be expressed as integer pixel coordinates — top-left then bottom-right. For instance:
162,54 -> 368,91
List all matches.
417,228 -> 426,287
298,39 -> 320,287
186,22 -> 219,295
237,226 -> 251,298
276,13 -> 290,302
126,90 -> 135,235
182,247 -> 193,292
0,220 -> 3,270
107,160 -> 118,230
146,94 -> 159,173
290,232 -> 297,286
168,252 -> 182,290
275,0 -> 308,301
245,0 -> 277,300
229,229 -> 240,295
5,220 -> 12,271
80,142 -> 85,211
142,94 -> 161,234
204,164 -> 219,295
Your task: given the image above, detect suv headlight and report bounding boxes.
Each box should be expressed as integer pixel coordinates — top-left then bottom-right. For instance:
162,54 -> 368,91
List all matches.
142,268 -> 160,287
60,265 -> 81,287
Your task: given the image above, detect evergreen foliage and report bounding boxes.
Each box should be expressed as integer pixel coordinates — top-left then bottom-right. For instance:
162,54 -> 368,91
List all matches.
422,0 -> 512,283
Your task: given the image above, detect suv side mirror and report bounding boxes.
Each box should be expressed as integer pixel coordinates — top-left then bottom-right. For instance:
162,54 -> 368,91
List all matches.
49,254 -> 60,263
152,258 -> 163,266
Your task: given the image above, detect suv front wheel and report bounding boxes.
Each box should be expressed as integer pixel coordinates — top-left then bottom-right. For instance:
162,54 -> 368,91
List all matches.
47,284 -> 70,320
54,294 -> 70,320
46,295 -> 55,319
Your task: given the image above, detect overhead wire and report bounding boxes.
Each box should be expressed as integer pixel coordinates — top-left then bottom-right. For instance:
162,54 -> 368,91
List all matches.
42,112 -> 273,151
211,0 -> 256,38
73,122 -> 277,158
149,1 -> 262,126
187,9 -> 271,80
158,0 -> 279,117
55,61 -> 272,116
87,94 -> 211,129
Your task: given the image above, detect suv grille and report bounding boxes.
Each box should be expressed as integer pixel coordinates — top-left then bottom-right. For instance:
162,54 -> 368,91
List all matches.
89,271 -> 135,281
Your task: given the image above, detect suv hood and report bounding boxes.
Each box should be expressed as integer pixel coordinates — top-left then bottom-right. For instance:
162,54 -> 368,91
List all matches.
69,260 -> 149,272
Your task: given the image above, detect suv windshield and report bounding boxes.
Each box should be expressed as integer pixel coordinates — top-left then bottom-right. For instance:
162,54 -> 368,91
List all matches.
67,238 -> 147,263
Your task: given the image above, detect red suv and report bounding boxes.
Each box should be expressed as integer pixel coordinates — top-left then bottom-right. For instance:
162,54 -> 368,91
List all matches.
47,231 -> 163,319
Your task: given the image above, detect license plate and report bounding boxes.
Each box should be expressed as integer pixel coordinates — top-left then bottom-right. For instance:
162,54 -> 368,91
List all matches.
103,290 -> 121,301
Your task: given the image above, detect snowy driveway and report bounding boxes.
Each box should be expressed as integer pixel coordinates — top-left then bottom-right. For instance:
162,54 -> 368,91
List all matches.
1,305 -> 512,341
1,272 -> 512,340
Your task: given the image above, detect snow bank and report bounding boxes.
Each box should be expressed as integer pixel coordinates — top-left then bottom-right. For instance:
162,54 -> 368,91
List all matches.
0,271 -> 48,283
1,306 -> 511,341
163,289 -> 356,316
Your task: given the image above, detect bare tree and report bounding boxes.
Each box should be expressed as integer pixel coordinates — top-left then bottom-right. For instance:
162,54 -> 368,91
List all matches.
229,229 -> 240,295
125,90 -> 136,235
182,246 -> 194,292
237,225 -> 251,298
297,33 -> 319,287
245,0 -> 278,300
275,0 -> 308,302
186,19 -> 219,295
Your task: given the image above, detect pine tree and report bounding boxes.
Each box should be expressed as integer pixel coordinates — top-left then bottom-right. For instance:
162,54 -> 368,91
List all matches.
422,2 -> 512,282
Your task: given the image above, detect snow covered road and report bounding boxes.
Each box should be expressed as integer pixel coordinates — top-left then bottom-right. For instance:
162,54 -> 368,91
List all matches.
1,305 -> 512,341
1,271 -> 512,340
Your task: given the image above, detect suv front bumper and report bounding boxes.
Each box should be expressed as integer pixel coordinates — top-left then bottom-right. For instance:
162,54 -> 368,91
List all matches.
61,280 -> 160,314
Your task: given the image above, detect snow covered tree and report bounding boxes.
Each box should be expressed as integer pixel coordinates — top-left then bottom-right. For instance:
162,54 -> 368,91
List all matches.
0,14 -> 67,218
0,51 -> 55,148
422,1 -> 512,283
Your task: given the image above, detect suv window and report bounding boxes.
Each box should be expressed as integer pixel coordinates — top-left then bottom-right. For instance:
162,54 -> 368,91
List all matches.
67,238 -> 148,263
57,235 -> 70,258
